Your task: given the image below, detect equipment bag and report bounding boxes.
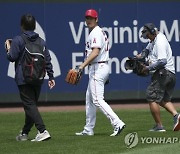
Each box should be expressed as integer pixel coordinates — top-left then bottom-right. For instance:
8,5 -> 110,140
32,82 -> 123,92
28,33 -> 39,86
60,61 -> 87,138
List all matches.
21,35 -> 46,85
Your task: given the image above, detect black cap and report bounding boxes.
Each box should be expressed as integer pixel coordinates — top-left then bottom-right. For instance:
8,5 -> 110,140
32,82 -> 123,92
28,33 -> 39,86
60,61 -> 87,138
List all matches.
144,23 -> 155,32
141,23 -> 156,39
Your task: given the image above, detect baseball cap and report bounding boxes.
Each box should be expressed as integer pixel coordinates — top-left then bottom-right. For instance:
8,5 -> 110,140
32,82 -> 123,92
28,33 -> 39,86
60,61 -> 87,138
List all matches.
85,9 -> 98,18
141,23 -> 156,39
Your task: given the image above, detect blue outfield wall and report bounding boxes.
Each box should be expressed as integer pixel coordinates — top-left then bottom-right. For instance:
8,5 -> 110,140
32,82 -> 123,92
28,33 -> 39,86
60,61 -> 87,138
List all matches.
0,2 -> 180,103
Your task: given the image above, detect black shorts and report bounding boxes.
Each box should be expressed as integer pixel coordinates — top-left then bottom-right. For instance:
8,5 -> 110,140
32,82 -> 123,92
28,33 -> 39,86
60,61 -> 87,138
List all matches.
146,69 -> 176,103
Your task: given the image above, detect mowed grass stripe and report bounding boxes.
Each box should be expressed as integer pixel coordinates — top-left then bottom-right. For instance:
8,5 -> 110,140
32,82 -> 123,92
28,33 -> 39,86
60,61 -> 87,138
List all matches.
0,108 -> 179,154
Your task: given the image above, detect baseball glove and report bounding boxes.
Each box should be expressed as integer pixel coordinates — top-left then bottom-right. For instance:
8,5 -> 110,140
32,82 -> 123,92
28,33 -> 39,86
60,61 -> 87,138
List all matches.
65,66 -> 83,85
5,39 -> 12,51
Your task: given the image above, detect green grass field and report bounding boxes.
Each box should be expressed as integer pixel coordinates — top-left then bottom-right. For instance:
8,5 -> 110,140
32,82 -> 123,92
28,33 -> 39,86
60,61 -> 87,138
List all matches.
0,108 -> 180,154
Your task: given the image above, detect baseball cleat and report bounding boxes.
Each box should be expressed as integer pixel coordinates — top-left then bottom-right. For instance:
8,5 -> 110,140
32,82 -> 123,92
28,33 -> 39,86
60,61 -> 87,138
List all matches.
110,125 -> 126,136
75,130 -> 94,136
173,113 -> 180,131
31,130 -> 51,141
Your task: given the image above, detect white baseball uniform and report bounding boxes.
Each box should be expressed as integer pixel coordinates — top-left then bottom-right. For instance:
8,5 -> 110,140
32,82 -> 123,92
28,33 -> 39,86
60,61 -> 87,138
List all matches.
83,26 -> 125,133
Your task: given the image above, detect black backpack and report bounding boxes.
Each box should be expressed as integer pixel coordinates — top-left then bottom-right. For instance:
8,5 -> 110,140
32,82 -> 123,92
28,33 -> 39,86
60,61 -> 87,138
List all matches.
21,35 -> 46,85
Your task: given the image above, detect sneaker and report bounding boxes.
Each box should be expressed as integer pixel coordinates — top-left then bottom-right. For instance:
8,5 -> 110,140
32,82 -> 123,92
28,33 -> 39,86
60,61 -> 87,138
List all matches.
110,125 -> 126,136
149,125 -> 166,132
31,130 -> 51,141
173,113 -> 180,131
16,132 -> 28,141
75,130 -> 94,136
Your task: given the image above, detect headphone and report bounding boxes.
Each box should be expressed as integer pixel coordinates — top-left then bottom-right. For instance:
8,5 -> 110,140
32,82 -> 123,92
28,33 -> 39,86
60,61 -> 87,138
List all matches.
144,25 -> 156,35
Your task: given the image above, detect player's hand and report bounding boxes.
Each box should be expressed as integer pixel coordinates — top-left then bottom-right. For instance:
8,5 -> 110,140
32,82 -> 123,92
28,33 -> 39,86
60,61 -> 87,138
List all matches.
139,65 -> 149,76
48,80 -> 55,89
135,53 -> 142,59
5,39 -> 12,52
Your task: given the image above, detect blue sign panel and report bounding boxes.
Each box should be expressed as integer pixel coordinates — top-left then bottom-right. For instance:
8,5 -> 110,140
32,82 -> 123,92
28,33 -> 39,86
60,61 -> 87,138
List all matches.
0,2 -> 179,101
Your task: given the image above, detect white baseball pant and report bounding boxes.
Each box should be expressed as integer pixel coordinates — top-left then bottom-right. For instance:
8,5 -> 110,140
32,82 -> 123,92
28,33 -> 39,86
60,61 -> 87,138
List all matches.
83,63 -> 125,133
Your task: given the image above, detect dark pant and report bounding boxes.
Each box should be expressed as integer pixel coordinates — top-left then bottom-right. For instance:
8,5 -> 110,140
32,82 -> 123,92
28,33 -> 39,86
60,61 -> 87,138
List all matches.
146,69 -> 176,103
18,84 -> 45,134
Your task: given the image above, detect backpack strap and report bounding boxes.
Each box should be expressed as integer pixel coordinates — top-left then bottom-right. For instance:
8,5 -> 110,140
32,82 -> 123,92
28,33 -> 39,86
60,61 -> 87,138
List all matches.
20,34 -> 42,62
19,34 -> 35,65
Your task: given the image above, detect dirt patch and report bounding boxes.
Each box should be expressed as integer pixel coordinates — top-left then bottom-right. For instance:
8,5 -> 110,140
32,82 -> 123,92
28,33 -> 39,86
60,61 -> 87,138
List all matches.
0,103 -> 180,113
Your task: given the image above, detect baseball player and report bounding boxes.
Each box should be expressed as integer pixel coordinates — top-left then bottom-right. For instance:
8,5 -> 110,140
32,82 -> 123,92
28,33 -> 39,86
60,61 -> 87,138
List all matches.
75,9 -> 125,136
140,23 -> 180,131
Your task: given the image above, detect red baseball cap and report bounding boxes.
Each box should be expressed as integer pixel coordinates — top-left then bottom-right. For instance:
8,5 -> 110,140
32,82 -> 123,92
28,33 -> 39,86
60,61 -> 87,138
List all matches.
85,9 -> 98,18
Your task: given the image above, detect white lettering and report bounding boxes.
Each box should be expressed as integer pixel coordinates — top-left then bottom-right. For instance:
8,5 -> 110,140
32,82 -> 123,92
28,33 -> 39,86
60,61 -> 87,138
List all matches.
120,27 -> 132,43
72,52 -> 83,68
172,137 -> 178,143
108,57 -> 120,74
160,20 -> 179,42
146,137 -> 152,144
69,22 -> 84,44
158,137 -> 166,144
113,20 -> 119,43
141,137 -> 146,144
85,27 -> 89,43
140,137 -> 179,144
165,138 -> 172,144
70,20 -> 179,46
133,20 -> 138,43
176,56 -> 180,72
121,57 -> 132,73
71,52 -> 180,75
152,137 -> 159,144
78,20 -> 152,49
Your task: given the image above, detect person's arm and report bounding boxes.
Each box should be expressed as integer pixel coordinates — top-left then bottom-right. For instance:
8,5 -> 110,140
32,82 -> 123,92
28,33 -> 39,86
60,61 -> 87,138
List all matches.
44,46 -> 54,79
44,44 -> 55,89
79,48 -> 100,69
5,39 -> 11,52
48,80 -> 55,89
6,36 -> 22,62
147,59 -> 167,71
136,48 -> 149,60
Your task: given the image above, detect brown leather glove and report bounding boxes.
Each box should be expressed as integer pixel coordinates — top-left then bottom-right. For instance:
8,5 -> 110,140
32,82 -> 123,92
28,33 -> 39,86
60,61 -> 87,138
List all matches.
65,66 -> 83,85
